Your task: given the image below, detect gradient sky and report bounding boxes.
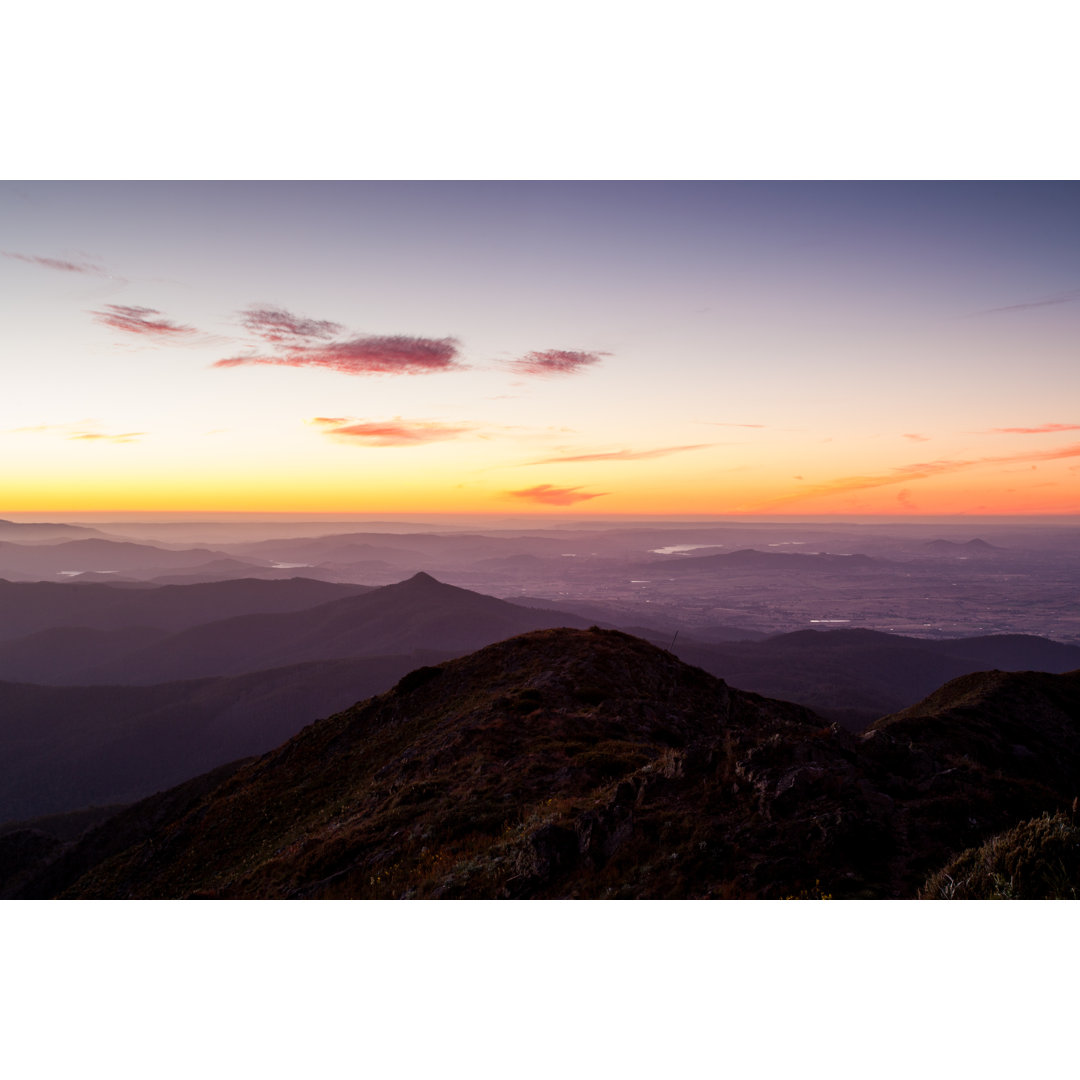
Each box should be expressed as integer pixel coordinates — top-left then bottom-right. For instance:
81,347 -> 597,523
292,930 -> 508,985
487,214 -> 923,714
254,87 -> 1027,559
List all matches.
3,180 -> 1079,517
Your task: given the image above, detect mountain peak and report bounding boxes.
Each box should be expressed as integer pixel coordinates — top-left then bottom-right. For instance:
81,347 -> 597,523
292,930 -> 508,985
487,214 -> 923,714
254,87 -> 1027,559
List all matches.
383,571 -> 456,594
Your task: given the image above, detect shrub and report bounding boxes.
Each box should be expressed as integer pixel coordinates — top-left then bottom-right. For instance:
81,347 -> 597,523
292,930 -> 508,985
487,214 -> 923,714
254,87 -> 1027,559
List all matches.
921,812 -> 1080,899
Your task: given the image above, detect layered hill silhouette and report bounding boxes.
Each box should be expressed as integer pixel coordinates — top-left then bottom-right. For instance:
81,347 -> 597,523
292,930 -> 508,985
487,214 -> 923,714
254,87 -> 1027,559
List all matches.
3,574 -> 1079,831
670,628 -> 1080,728
8,628 -> 1079,899
1,572 -> 590,685
0,519 -> 107,542
0,650 -> 461,823
0,575 -> 371,645
0,537 -> 242,579
5,572 -> 1072,718
0,576 -> 595,821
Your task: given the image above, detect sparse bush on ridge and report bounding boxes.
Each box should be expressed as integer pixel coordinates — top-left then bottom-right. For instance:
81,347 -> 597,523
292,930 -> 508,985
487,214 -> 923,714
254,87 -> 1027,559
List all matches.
921,811 -> 1080,899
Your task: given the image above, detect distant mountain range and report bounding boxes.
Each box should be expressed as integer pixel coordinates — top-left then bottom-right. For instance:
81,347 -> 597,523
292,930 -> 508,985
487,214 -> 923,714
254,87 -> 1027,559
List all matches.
641,548 -> 884,573
0,519 -> 108,543
669,628 -> 1080,728
924,538 -> 1001,554
0,537 -> 238,580
6,627 -> 1078,899
0,572 -> 588,686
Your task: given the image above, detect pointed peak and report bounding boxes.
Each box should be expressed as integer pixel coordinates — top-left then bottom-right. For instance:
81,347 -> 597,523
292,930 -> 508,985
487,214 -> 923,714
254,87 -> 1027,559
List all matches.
391,571 -> 444,589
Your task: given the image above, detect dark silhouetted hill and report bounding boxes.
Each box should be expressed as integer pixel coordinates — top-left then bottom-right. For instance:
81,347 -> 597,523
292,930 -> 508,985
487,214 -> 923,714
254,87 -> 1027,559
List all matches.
924,538 -> 1001,554
14,630 -> 1080,899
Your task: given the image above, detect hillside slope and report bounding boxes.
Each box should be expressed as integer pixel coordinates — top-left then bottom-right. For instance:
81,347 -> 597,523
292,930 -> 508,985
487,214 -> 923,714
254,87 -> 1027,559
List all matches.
16,631 -> 1079,899
0,650 -> 456,824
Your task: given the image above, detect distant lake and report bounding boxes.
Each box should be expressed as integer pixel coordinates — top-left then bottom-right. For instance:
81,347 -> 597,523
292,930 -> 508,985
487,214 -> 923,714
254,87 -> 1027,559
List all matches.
650,544 -> 725,555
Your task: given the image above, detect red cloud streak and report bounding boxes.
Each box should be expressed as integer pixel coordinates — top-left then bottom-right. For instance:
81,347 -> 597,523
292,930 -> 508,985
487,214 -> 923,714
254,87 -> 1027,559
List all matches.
507,484 -> 610,506
91,304 -> 198,337
217,335 -> 461,375
754,441 -> 1080,510
314,417 -> 473,446
508,350 -> 607,377
989,423 -> 1080,435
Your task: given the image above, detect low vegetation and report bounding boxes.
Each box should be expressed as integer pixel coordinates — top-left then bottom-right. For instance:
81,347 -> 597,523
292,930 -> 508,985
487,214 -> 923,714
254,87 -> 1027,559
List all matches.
921,811 -> 1080,899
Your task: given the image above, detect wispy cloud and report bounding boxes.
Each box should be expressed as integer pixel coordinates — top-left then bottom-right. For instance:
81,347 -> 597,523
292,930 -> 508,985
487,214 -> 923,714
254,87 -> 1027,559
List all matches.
8,420 -> 143,443
507,484 -> 610,506
506,349 -> 607,377
970,288 -> 1080,315
311,416 -> 474,446
217,335 -> 461,376
526,443 -> 711,465
3,250 -> 109,275
706,422 -> 766,429
68,431 -> 145,443
238,305 -> 344,344
902,433 -> 929,442
986,422 -> 1080,435
90,304 -> 199,338
753,442 -> 1080,509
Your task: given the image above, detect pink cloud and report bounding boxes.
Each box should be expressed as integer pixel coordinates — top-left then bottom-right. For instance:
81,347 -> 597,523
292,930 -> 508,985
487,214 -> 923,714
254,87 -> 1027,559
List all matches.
507,349 -> 607,377
507,484 -> 610,506
707,422 -> 766,429
527,444 -> 711,464
313,417 -> 473,446
3,251 -> 108,275
91,304 -> 199,337
987,423 -> 1080,435
238,305 -> 344,344
902,433 -> 929,441
217,335 -> 461,376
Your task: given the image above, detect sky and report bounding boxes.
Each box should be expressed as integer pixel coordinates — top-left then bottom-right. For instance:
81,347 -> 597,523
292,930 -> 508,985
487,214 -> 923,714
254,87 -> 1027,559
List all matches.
3,180 -> 1079,518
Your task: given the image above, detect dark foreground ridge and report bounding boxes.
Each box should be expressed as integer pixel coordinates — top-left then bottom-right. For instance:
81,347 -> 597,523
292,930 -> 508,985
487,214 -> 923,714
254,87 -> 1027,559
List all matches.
7,628 -> 1080,899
